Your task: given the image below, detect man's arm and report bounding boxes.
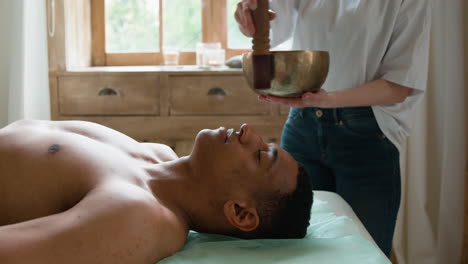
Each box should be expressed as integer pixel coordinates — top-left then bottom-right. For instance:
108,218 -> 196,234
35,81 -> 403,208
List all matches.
0,183 -> 180,264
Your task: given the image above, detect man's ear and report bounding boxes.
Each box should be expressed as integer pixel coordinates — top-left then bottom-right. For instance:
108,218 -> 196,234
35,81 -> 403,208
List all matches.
223,200 -> 260,232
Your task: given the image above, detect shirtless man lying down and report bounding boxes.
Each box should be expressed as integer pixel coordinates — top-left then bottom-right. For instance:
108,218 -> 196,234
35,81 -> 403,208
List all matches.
0,120 -> 313,264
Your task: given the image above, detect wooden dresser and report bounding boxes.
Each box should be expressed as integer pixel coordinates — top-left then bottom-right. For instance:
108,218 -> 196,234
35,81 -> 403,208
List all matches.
49,67 -> 289,156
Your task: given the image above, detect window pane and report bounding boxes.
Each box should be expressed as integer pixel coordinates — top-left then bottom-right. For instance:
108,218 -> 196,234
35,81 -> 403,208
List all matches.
227,0 -> 251,49
105,0 -> 159,53
163,0 -> 201,52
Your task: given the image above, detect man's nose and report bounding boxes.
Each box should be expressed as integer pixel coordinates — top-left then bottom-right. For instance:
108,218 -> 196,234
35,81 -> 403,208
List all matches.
239,124 -> 266,147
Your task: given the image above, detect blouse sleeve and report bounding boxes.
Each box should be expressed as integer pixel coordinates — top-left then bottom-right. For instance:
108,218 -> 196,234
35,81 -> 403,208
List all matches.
269,0 -> 300,48
377,0 -> 432,96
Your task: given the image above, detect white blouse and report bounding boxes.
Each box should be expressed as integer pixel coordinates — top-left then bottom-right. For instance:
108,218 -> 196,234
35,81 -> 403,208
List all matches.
270,0 -> 432,151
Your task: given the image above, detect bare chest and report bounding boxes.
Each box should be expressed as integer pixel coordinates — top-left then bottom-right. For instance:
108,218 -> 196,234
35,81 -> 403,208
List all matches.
0,131 -> 155,225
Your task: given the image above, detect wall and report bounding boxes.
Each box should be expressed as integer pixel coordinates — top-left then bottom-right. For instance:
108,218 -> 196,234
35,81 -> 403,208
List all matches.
0,0 -> 50,127
0,0 -> 9,126
464,0 -> 468,263
22,0 -> 50,121
465,0 -> 468,164
0,1 -> 22,127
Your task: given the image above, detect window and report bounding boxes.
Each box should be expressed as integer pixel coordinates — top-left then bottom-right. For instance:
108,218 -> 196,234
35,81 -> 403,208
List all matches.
91,0 -> 252,66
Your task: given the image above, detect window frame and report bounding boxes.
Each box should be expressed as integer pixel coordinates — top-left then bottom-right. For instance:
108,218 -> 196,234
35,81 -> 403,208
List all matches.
91,0 -> 250,66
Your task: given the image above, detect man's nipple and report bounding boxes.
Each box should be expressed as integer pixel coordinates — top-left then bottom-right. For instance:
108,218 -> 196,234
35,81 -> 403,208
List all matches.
48,144 -> 61,154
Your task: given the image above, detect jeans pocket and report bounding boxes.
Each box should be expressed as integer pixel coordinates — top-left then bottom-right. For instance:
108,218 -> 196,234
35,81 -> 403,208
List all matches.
286,109 -> 301,122
341,117 -> 384,138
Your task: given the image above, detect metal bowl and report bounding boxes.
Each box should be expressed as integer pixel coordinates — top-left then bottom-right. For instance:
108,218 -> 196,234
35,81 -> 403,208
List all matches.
242,50 -> 329,97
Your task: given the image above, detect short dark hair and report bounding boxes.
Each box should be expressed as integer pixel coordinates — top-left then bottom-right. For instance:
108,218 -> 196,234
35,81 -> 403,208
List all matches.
236,164 -> 314,239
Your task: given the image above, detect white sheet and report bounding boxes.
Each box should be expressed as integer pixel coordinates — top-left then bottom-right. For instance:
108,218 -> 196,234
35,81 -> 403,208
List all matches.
314,191 -> 380,250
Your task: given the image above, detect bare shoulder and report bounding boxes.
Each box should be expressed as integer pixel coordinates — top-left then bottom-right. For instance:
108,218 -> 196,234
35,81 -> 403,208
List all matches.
142,143 -> 179,162
0,119 -> 42,133
81,182 -> 189,256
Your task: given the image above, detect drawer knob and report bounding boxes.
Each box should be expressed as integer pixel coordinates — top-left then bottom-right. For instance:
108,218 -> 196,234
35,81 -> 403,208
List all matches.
207,87 -> 226,97
98,87 -> 119,96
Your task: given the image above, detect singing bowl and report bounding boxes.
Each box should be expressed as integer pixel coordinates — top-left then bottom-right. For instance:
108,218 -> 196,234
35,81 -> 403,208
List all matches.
242,50 -> 330,97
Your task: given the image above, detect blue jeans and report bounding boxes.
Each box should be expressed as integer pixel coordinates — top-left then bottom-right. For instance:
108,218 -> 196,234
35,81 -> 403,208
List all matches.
281,107 -> 400,257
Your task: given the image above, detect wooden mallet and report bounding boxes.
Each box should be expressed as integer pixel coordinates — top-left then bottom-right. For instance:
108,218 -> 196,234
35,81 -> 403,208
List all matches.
251,0 -> 273,90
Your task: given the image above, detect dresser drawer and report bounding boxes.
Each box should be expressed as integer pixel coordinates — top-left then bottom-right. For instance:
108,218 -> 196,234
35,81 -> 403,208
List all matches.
58,75 -> 160,115
169,75 -> 270,116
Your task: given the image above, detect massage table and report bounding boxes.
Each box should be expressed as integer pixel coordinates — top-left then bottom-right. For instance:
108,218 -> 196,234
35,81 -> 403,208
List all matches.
160,191 -> 391,264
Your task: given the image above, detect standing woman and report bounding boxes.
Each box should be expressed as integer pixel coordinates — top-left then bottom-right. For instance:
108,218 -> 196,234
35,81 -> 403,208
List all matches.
235,0 -> 432,257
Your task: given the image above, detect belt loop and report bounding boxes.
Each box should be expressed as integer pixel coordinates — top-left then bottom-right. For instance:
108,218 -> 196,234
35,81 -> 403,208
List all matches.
333,108 -> 339,123
299,109 -> 304,118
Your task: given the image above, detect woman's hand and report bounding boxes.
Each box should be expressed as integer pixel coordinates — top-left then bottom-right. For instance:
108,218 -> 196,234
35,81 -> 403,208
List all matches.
234,0 -> 277,37
258,90 -> 337,109
258,80 -> 413,109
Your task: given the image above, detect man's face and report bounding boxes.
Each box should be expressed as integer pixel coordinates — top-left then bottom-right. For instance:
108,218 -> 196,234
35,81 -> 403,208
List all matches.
191,124 -> 298,197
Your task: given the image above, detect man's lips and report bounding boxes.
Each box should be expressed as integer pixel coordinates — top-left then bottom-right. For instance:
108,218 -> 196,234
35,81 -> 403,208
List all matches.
216,127 -> 229,143
218,127 -> 239,143
225,128 -> 234,143
219,126 -> 244,143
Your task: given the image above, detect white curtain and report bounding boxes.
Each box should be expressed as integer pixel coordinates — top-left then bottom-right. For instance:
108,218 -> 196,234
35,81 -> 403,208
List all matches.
0,0 -> 50,128
393,0 -> 466,263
